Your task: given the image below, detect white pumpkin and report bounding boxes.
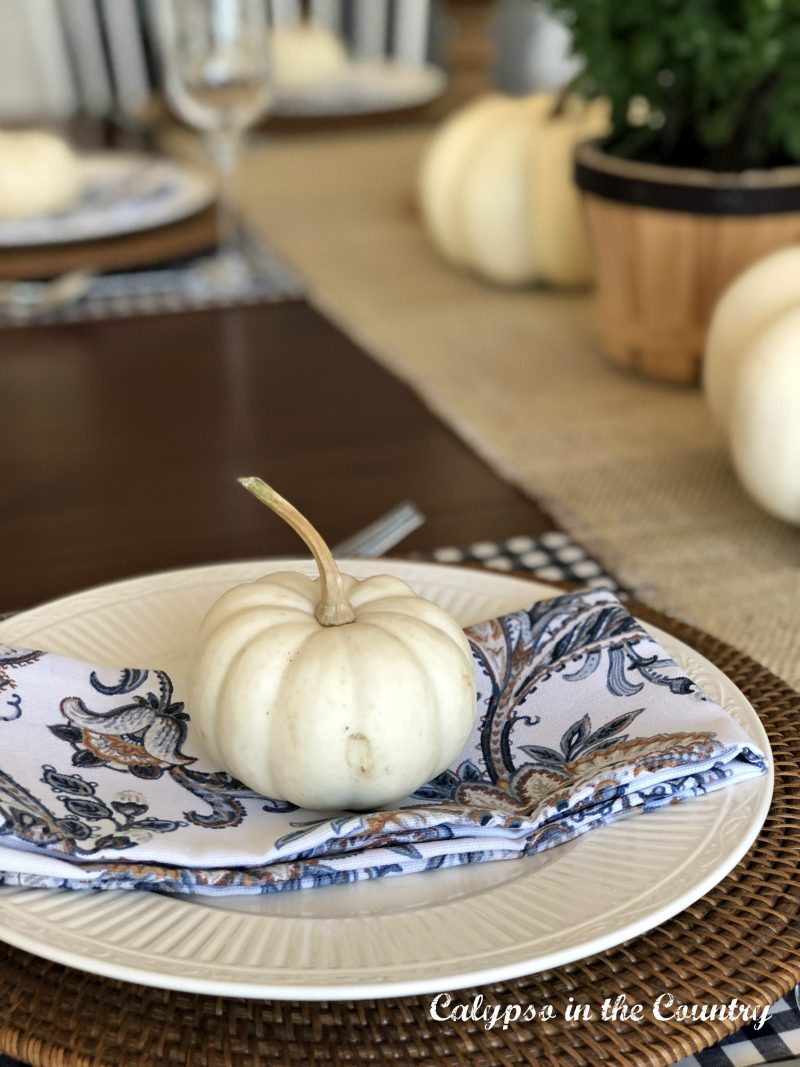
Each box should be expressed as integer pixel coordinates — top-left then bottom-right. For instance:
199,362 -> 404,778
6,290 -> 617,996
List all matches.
189,479 -> 476,810
0,130 -> 83,220
727,304 -> 800,524
418,91 -> 609,287
704,245 -> 800,431
269,21 -> 350,92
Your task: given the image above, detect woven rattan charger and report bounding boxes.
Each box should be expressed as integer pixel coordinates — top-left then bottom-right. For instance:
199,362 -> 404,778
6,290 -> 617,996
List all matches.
1,598 -> 797,1067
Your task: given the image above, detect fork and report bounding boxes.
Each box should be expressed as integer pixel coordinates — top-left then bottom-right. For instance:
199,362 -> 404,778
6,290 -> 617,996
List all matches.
332,501 -> 425,559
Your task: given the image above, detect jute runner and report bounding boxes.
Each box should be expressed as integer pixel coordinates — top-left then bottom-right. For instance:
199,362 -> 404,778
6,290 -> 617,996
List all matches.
238,128 -> 800,688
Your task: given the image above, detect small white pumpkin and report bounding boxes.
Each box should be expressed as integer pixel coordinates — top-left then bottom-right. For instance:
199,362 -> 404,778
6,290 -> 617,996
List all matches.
0,130 -> 83,220
189,479 -> 476,810
269,20 -> 350,92
727,304 -> 800,524
704,245 -> 800,431
418,91 -> 609,287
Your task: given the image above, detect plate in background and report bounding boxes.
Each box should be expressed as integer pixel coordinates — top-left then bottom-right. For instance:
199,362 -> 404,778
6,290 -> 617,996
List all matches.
272,61 -> 447,117
0,154 -> 214,248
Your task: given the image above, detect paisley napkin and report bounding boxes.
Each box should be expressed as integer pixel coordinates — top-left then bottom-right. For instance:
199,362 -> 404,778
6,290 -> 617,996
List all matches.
0,590 -> 767,895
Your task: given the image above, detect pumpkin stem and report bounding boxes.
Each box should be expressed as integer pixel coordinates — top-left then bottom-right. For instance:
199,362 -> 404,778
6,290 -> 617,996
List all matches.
238,476 -> 356,626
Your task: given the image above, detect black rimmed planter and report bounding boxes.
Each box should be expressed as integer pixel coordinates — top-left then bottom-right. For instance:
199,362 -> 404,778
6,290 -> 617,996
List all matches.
574,141 -> 800,384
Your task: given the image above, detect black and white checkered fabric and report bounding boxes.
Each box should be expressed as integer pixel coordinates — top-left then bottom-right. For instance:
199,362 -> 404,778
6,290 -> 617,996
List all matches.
428,531 -> 629,595
0,534 -> 797,1067
674,994 -> 800,1066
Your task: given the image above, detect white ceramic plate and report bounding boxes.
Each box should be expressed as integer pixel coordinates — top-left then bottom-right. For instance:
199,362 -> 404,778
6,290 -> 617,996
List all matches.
0,560 -> 773,1000
272,61 -> 447,117
0,154 -> 214,248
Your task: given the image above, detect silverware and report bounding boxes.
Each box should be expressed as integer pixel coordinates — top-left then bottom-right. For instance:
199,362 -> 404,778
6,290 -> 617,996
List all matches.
0,269 -> 95,320
332,501 -> 425,559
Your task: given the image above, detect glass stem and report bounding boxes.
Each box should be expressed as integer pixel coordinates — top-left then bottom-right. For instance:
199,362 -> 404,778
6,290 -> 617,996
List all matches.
208,129 -> 241,263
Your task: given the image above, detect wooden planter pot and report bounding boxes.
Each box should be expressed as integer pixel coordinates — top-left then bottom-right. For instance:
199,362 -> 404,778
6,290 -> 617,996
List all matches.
574,142 -> 800,385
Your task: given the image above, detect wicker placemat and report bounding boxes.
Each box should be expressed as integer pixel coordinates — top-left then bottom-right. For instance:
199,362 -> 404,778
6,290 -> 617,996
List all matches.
0,604 -> 797,1067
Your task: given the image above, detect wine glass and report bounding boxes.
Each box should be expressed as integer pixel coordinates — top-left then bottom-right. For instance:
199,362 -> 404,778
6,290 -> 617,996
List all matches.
161,0 -> 271,289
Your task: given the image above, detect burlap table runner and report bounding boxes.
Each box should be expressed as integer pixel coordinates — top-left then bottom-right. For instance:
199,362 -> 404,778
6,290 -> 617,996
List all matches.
237,127 -> 800,688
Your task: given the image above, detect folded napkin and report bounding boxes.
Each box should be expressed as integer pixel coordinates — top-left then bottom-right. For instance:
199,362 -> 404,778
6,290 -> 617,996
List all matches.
0,590 -> 767,895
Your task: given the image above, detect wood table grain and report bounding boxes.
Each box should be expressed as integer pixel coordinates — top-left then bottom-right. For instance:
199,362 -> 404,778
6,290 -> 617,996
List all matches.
2,300 -> 551,611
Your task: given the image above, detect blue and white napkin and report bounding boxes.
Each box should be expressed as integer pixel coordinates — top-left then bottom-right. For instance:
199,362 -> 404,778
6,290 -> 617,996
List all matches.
0,590 -> 768,895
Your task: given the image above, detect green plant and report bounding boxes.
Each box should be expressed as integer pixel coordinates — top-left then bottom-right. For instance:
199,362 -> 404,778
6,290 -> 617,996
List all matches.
544,0 -> 800,170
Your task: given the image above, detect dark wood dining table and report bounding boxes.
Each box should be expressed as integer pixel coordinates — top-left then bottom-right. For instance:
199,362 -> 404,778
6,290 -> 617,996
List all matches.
2,298 -> 550,613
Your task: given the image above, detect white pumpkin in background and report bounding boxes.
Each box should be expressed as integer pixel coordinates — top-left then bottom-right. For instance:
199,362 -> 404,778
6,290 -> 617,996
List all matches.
418,91 -> 609,287
189,479 -> 476,810
703,245 -> 800,524
727,305 -> 800,524
0,130 -> 83,220
269,21 -> 350,91
704,246 -> 800,430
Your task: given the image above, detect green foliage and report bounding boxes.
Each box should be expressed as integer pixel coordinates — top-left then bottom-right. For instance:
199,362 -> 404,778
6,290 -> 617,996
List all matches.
543,0 -> 800,170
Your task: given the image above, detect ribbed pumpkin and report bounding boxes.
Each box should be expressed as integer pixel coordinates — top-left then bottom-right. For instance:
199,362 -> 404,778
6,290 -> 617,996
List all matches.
188,479 -> 476,810
704,246 -> 800,524
418,91 -> 609,287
